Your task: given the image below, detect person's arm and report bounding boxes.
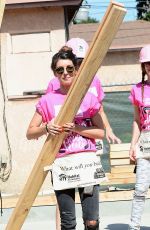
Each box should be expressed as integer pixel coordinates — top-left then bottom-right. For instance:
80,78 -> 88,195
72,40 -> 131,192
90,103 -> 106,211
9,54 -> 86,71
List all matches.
26,112 -> 62,140
26,112 -> 47,139
66,112 -> 105,140
99,105 -> 121,144
129,105 -> 141,161
26,110 -> 104,141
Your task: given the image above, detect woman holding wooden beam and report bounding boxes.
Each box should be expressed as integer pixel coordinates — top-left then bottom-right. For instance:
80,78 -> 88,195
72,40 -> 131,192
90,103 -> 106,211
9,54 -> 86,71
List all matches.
26,47 -> 106,230
46,37 -> 121,230
46,38 -> 121,145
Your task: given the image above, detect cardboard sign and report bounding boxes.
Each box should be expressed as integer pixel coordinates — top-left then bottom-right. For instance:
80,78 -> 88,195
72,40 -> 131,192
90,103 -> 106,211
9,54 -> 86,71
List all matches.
52,152 -> 107,190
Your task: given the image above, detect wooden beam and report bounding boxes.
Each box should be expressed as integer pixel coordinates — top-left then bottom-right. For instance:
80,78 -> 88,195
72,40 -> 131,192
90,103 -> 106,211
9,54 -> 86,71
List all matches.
111,165 -> 135,173
102,173 -> 135,185
0,0 -> 5,27
110,150 -> 130,158
5,189 -> 150,209
6,2 -> 126,230
110,143 -> 131,152
111,158 -> 130,165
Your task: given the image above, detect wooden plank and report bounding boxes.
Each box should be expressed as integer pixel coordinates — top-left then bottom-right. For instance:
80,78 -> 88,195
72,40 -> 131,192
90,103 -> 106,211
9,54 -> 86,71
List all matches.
0,0 -> 5,27
102,176 -> 135,185
107,172 -> 135,179
111,158 -> 130,166
3,194 -> 57,209
110,143 -> 130,152
103,178 -> 135,185
5,3 -> 126,230
111,165 -> 135,173
4,189 -> 150,209
103,85 -> 132,93
110,150 -> 129,158
100,190 -> 135,202
0,191 -> 138,208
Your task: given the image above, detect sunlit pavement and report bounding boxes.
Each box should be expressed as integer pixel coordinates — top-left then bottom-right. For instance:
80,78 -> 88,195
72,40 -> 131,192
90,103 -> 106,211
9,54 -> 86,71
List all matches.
1,199 -> 150,230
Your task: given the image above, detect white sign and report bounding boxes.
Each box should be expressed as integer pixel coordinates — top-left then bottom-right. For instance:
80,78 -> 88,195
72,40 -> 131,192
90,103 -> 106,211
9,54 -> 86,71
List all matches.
52,152 -> 107,190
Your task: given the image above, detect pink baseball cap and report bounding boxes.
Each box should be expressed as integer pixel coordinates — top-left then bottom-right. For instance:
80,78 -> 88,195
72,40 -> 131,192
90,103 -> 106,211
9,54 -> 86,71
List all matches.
66,38 -> 89,58
139,45 -> 150,63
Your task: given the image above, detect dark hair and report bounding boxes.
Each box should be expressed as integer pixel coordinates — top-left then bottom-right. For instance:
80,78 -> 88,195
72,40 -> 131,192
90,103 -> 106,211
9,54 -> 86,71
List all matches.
141,63 -> 146,102
59,46 -> 72,52
51,48 -> 77,72
76,58 -> 84,69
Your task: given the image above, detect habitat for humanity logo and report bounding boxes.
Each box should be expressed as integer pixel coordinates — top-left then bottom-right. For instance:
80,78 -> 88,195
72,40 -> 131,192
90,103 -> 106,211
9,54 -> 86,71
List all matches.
59,174 -> 80,183
94,168 -> 105,179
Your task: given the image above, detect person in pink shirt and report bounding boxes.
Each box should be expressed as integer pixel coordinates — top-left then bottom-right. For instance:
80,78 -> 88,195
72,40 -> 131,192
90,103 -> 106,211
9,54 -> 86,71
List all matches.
128,45 -> 150,230
46,38 -> 121,144
26,47 -> 105,230
46,38 -> 121,230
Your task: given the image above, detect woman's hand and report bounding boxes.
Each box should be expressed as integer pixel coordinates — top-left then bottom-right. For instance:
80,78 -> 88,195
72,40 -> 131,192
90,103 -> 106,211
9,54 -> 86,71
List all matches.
62,122 -> 75,133
105,128 -> 122,144
129,145 -> 136,161
46,122 -> 62,136
46,122 -> 75,135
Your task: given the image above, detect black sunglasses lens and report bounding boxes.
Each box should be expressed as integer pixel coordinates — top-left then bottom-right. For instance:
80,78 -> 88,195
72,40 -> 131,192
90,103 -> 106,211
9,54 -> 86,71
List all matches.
55,66 -> 75,74
66,66 -> 74,73
56,67 -> 64,74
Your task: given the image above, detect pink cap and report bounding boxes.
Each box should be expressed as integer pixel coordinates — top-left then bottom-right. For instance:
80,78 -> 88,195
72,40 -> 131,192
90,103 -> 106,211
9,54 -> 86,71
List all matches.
66,38 -> 89,58
139,45 -> 150,63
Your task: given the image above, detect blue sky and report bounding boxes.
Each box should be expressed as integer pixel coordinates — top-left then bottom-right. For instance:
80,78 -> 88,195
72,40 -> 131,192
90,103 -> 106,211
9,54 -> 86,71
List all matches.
85,0 -> 137,22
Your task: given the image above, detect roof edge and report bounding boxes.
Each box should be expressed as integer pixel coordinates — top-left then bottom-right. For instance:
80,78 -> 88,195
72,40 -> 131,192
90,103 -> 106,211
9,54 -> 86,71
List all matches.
6,0 -> 82,9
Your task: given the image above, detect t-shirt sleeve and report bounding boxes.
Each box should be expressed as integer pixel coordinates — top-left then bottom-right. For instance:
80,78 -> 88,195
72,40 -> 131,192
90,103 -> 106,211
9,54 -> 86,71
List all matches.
129,85 -> 139,106
94,75 -> 105,102
36,99 -> 46,122
90,95 -> 101,117
45,77 -> 60,94
45,82 -> 53,94
36,97 -> 50,123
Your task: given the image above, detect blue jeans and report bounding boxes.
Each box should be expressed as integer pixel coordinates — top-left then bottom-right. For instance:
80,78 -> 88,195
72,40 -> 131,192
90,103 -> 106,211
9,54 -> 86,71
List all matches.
55,185 -> 100,230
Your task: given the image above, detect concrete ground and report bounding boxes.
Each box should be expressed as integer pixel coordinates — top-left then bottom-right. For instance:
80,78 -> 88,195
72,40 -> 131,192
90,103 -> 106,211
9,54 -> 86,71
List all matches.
1,199 -> 150,230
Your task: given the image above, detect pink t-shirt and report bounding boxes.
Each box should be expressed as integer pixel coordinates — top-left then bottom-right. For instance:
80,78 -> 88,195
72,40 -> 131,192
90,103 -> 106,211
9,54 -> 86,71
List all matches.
46,75 -> 105,103
129,82 -> 150,131
36,90 -> 101,158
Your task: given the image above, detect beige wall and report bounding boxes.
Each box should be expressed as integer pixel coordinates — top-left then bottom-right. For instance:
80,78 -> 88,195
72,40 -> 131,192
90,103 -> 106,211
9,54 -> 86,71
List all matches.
2,99 -> 52,195
98,50 -> 142,87
1,7 -> 65,33
1,7 -> 66,97
0,6 -> 66,195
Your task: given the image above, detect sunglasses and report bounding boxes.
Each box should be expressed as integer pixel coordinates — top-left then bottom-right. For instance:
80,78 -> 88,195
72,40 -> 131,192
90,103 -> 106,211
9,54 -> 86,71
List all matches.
55,65 -> 75,75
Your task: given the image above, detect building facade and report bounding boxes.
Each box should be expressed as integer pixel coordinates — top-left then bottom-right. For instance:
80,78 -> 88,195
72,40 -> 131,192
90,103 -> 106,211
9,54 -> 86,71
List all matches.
0,0 -> 82,195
